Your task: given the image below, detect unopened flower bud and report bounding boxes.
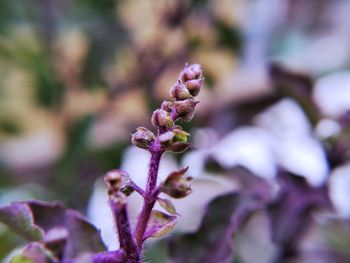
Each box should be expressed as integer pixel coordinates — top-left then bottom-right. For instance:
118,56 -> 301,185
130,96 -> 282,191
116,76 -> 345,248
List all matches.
170,82 -> 192,100
151,109 -> 173,129
160,167 -> 192,198
189,64 -> 202,78
173,99 -> 199,121
161,101 -> 174,112
180,67 -> 196,82
131,127 -> 155,150
104,170 -> 124,194
179,64 -> 202,82
104,170 -> 132,199
173,128 -> 189,143
185,79 -> 203,97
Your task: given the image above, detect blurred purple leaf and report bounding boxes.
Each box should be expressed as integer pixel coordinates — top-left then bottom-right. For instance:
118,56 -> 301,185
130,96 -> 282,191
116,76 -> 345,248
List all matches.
269,62 -> 320,126
295,250 -> 350,263
27,201 -> 66,232
63,209 -> 106,258
10,242 -> 56,263
267,172 -> 332,262
0,203 -> 44,241
168,192 -> 263,263
0,201 -> 106,261
43,227 -> 68,261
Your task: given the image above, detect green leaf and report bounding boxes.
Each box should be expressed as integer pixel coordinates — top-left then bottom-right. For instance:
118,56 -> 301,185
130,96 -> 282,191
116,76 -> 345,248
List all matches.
0,203 -> 44,241
11,242 -> 54,263
144,210 -> 177,241
10,256 -> 34,263
157,198 -> 177,215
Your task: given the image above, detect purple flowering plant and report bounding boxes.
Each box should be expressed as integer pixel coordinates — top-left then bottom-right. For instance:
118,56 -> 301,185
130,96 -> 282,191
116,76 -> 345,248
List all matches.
0,64 -> 204,263
1,62 -> 349,263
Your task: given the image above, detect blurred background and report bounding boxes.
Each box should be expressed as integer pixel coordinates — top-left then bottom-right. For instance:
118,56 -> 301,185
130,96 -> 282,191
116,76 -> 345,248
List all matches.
1,0 -> 350,262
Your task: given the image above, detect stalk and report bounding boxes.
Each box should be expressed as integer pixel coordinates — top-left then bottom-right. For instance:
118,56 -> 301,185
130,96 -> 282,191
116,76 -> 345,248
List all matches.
134,148 -> 163,248
105,63 -> 203,262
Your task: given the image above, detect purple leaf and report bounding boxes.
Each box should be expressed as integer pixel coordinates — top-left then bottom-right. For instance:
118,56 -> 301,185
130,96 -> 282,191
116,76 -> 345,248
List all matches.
267,172 -> 332,261
0,203 -> 44,241
168,192 -> 262,263
43,227 -> 68,260
63,209 -> 106,258
0,201 -> 106,260
27,201 -> 66,232
287,250 -> 350,263
13,242 -> 55,263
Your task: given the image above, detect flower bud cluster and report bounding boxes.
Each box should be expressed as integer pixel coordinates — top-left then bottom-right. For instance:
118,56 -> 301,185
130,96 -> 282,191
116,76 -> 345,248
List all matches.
176,63 -> 203,97
131,63 -> 203,152
166,64 -> 203,122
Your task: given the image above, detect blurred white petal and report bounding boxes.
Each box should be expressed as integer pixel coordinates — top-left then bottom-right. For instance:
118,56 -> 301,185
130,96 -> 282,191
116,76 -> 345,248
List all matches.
255,99 -> 311,137
121,146 -> 178,187
277,34 -> 350,74
329,163 -> 350,218
212,127 -> 276,180
255,99 -> 329,186
170,176 -> 237,233
0,129 -> 64,170
314,72 -> 350,118
277,137 -> 328,187
315,119 -> 341,139
87,179 -> 118,251
182,149 -> 210,180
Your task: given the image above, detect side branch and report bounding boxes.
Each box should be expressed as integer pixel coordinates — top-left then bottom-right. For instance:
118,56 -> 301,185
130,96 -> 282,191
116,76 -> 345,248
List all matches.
109,198 -> 138,259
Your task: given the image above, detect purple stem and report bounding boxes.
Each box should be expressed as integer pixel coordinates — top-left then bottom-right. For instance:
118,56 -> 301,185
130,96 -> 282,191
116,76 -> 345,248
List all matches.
134,147 -> 163,247
93,250 -> 126,263
129,180 -> 146,197
109,198 -> 138,260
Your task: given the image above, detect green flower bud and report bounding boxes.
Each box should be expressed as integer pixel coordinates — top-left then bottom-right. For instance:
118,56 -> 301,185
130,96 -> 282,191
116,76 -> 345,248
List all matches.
173,128 -> 189,143
158,131 -> 175,146
158,129 -> 190,153
151,109 -> 174,129
131,127 -> 155,150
